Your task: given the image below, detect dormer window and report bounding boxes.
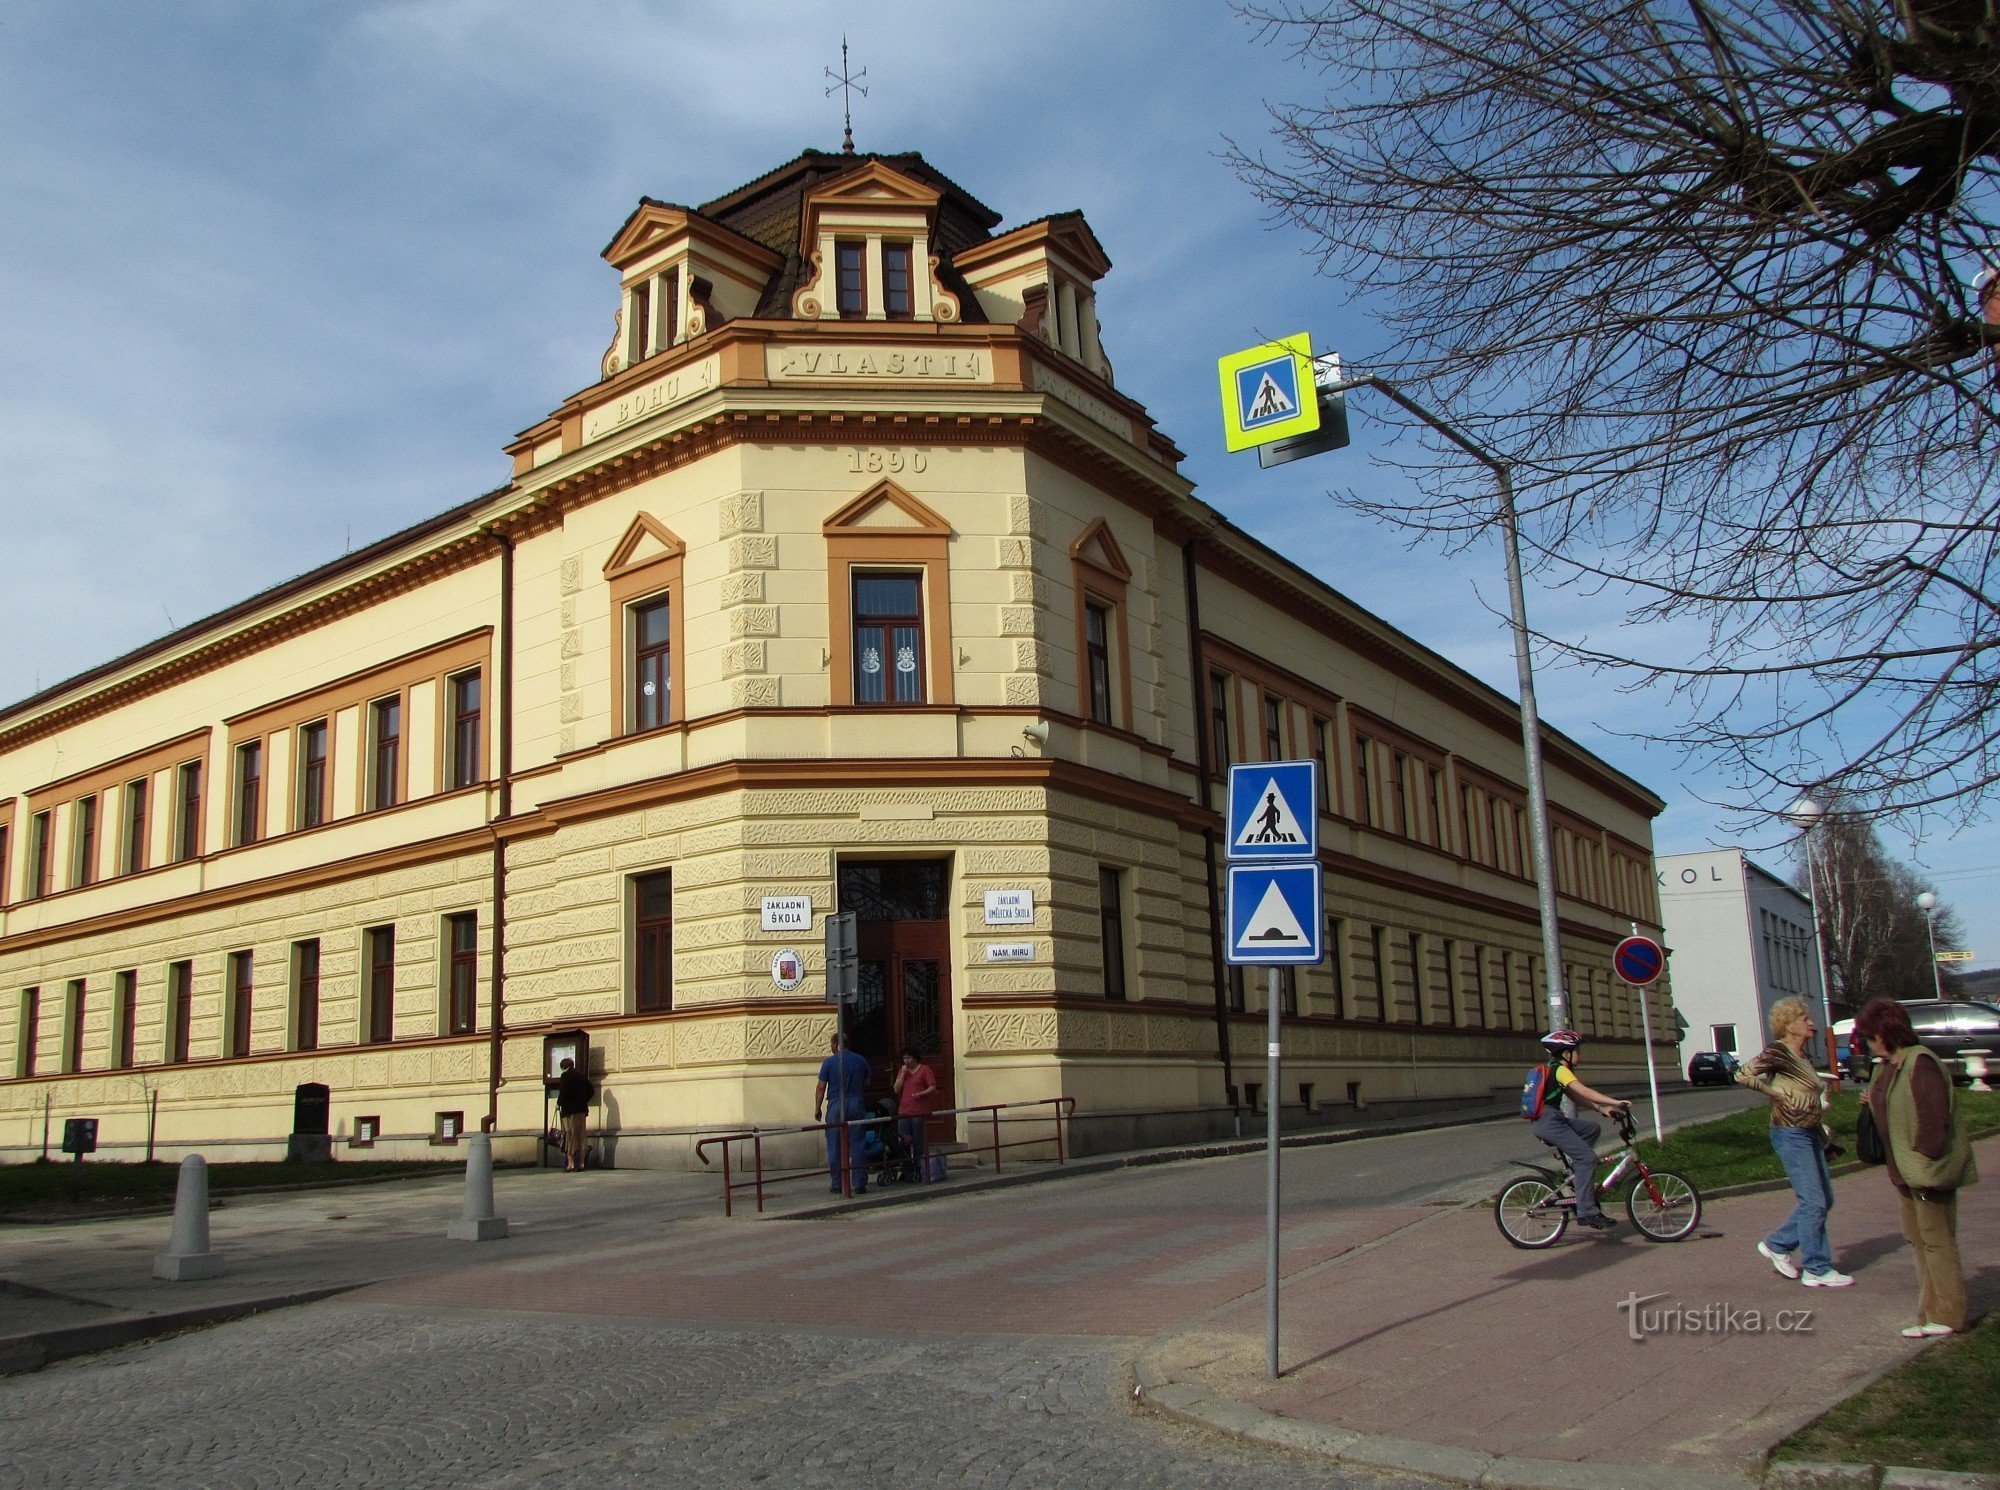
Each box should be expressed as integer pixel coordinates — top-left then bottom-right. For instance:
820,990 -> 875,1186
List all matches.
624,268 -> 685,367
627,279 -> 651,365
836,240 -> 866,318
883,242 -> 913,319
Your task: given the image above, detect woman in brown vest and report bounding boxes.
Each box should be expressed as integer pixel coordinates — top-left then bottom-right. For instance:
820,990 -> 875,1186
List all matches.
1855,998 -> 1979,1338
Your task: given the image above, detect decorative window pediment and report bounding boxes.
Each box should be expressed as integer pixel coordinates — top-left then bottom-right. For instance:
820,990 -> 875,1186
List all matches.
823,480 -> 952,538
604,513 -> 686,580
792,162 -> 959,324
1068,518 -> 1131,583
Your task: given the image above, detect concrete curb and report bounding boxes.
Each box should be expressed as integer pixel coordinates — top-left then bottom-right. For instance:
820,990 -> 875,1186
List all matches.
1767,1466 -> 2000,1490
0,1283 -> 362,1375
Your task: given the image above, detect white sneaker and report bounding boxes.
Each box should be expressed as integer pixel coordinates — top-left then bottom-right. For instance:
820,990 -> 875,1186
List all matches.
1900,1323 -> 1954,1338
1757,1241 -> 1800,1280
1802,1269 -> 1854,1288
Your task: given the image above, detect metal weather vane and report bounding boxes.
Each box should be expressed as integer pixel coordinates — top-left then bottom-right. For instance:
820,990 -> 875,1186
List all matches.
824,36 -> 867,154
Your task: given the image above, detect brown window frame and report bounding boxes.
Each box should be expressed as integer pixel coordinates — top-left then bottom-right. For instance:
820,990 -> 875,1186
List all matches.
28,809 -> 52,900
114,970 -> 137,1070
851,571 -> 927,706
448,671 -> 482,790
64,979 -> 86,1073
1208,673 -> 1232,775
835,238 -> 866,317
1353,737 -> 1376,829
0,822 -> 9,907
19,987 -> 40,1077
297,719 -> 329,829
627,277 -> 652,364
1098,865 -> 1127,1000
122,778 -> 148,875
1084,600 -> 1114,725
167,961 -> 192,1064
882,240 -> 913,319
365,926 -> 396,1044
1263,695 -> 1284,761
73,794 -> 98,887
368,695 -> 401,812
227,951 -> 253,1059
1313,719 -> 1333,814
631,598 -> 672,732
446,912 -> 478,1036
293,939 -> 320,1053
633,872 -> 673,1013
175,760 -> 203,862
233,740 -> 262,846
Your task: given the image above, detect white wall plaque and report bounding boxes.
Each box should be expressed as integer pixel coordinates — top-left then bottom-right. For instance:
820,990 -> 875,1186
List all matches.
985,943 -> 1035,963
984,889 -> 1035,925
761,895 -> 813,933
770,948 -> 805,992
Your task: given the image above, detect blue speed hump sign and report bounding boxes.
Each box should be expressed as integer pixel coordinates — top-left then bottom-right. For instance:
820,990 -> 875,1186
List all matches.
1226,863 -> 1324,965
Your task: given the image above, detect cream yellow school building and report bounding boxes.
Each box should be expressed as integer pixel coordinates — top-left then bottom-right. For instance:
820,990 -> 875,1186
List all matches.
0,148 -> 1669,1167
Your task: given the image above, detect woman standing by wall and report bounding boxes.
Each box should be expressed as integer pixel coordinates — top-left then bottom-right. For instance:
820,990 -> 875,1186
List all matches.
1855,997 -> 1978,1338
1737,996 -> 1851,1287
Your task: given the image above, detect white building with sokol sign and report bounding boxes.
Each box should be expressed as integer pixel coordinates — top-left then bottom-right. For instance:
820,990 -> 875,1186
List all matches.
1657,850 -> 1829,1071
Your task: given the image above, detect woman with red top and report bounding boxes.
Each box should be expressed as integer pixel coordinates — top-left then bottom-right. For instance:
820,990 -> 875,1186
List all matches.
893,1048 -> 939,1181
1855,998 -> 1979,1338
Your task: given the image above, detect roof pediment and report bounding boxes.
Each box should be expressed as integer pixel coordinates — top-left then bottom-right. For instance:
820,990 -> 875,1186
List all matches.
803,158 -> 943,213
603,513 -> 686,578
1068,518 -> 1132,582
956,211 -> 1112,281
600,199 -> 782,276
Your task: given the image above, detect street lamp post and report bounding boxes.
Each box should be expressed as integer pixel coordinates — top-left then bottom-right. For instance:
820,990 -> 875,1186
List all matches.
1322,372 -> 1568,1031
1783,797 -> 1840,1042
1917,891 -> 1944,999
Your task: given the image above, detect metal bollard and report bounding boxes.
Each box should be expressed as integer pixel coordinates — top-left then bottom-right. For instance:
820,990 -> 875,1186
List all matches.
152,1155 -> 225,1280
446,1132 -> 509,1241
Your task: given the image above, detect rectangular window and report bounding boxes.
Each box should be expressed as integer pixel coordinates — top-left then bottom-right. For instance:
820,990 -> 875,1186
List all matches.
634,872 -> 673,1012
28,810 -> 52,899
1712,1023 -> 1736,1055
1429,767 -> 1448,849
352,1116 -> 379,1149
114,970 -> 137,1069
167,961 -> 192,1063
433,1111 -> 464,1145
1353,737 -> 1376,828
1464,945 -> 1486,1028
1313,719 -> 1332,813
1326,917 -> 1347,1019
660,268 -> 680,348
175,760 -> 202,862
297,719 -> 329,829
292,939 -> 320,1053
883,241 -> 913,318
227,951 -> 253,1059
1208,673 -> 1232,772
835,239 -> 866,317
366,927 -> 396,1043
18,987 -> 38,1078
122,779 -> 148,875
72,794 -> 98,887
1098,865 -> 1127,1000
233,741 -> 262,846
1408,932 -> 1427,1022
852,573 -> 925,705
64,979 -> 86,1073
628,277 -> 651,363
448,671 -> 482,790
1227,964 -> 1246,1014
1369,925 -> 1390,1020
1459,785 -> 1480,864
1392,751 -> 1411,837
1084,601 -> 1113,724
1263,695 -> 1284,760
446,912 -> 478,1035
1278,967 -> 1298,1017
631,599 -> 671,730
0,823 -> 9,906
369,696 -> 401,811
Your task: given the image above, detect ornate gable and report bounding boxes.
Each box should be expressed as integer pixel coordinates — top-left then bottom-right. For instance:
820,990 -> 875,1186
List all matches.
823,480 -> 953,538
603,513 -> 686,580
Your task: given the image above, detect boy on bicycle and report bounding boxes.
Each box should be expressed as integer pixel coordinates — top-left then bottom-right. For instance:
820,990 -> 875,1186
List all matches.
1533,1029 -> 1631,1230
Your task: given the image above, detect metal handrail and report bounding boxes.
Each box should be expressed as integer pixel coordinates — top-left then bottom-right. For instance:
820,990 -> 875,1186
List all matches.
695,1096 -> 1076,1215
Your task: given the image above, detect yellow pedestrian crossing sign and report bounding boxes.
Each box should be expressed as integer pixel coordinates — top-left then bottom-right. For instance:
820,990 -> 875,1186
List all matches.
1218,333 -> 1321,452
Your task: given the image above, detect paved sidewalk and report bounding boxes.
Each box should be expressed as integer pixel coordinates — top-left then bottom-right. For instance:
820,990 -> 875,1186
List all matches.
1138,1138 -> 1999,1485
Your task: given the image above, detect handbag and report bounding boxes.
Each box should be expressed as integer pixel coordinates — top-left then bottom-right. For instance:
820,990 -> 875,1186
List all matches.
1855,1103 -> 1887,1165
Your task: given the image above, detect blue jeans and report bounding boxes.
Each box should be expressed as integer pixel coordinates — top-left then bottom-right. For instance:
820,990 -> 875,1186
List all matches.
898,1115 -> 928,1177
1766,1125 -> 1834,1276
1530,1110 -> 1605,1219
825,1118 -> 867,1193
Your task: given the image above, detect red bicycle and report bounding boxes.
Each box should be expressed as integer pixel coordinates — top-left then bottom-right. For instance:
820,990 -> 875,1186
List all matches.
1495,1109 -> 1702,1247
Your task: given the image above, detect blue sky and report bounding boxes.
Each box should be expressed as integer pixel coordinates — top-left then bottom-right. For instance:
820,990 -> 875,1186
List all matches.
0,1 -> 1989,964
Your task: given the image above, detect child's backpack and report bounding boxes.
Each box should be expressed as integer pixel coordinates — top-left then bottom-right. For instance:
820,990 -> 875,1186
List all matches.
1519,1064 -> 1555,1120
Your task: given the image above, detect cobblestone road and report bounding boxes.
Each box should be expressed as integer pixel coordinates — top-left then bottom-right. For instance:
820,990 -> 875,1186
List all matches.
0,1302 -> 1429,1490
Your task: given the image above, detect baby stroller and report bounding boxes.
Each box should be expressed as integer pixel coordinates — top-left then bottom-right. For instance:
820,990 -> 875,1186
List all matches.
867,1099 -> 911,1186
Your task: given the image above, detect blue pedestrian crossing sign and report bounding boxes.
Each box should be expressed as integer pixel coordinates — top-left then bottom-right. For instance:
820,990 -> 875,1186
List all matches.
1226,863 -> 1324,965
1227,761 -> 1319,861
1218,333 -> 1321,453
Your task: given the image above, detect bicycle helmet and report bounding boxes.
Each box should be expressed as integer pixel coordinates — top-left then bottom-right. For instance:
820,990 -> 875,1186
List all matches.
1539,1029 -> 1583,1052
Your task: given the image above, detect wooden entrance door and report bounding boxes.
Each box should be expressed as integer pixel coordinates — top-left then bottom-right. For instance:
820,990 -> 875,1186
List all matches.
839,859 -> 955,1134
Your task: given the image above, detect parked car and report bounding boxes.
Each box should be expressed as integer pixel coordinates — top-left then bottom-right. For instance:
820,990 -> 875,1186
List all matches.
1902,999 -> 2000,1080
1831,1018 -> 1863,1081
1687,1050 -> 1741,1086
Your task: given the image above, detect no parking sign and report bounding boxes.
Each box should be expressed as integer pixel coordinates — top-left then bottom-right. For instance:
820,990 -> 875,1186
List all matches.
1612,935 -> 1665,986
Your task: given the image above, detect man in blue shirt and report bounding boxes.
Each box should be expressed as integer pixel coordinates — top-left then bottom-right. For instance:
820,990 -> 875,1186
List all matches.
814,1033 -> 872,1194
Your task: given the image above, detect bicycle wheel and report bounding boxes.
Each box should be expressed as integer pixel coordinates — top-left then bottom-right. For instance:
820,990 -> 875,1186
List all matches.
1626,1168 -> 1702,1242
1495,1177 -> 1569,1249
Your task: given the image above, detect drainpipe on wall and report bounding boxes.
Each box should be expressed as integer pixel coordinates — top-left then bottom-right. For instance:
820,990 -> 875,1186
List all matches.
1182,537 -> 1236,1111
483,526 -> 516,1135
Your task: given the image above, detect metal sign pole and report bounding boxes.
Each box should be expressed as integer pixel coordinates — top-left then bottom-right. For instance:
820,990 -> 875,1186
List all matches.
1266,965 -> 1282,1379
1632,922 -> 1663,1142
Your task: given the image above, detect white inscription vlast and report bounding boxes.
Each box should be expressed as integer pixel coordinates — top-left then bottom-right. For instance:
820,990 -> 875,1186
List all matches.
774,347 -> 985,380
